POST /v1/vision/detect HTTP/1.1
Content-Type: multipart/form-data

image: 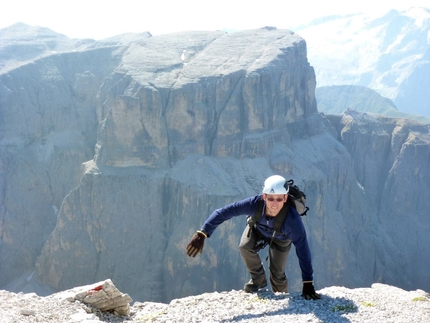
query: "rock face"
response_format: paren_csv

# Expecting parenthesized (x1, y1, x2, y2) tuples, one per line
(0, 25, 429, 304)
(324, 111, 430, 291)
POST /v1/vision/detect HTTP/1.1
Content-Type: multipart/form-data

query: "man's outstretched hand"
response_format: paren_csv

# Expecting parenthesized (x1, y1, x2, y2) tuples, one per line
(302, 282, 321, 300)
(186, 231, 207, 257)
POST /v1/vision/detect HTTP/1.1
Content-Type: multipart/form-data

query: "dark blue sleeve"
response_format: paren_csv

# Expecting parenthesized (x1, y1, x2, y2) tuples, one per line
(201, 195, 261, 237)
(286, 207, 314, 281)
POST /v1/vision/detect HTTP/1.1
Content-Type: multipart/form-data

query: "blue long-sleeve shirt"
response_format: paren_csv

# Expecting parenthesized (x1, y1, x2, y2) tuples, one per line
(201, 195, 314, 281)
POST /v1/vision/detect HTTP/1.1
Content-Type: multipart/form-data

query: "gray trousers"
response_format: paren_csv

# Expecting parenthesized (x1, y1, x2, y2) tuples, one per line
(238, 225, 292, 292)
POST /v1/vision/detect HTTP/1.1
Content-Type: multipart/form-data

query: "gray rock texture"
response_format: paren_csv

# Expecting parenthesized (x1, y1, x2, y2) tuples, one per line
(0, 25, 429, 304)
(1, 282, 430, 322)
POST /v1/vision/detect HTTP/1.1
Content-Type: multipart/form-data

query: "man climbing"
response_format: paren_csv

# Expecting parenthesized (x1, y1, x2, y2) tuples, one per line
(186, 175, 320, 300)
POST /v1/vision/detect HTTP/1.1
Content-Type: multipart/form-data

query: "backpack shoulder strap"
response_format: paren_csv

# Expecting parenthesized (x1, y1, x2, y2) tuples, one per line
(272, 201, 290, 234)
(246, 198, 264, 237)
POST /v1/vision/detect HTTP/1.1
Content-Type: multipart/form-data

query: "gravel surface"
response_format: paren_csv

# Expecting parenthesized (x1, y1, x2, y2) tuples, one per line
(1, 283, 429, 322)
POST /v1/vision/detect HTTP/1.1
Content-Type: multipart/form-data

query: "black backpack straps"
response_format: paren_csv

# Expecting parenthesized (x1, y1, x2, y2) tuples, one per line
(248, 198, 290, 237)
(266, 202, 290, 260)
(272, 201, 289, 234)
(247, 198, 264, 237)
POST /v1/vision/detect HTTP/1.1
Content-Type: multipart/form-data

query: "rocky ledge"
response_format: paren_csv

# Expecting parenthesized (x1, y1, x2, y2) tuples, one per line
(0, 280, 429, 322)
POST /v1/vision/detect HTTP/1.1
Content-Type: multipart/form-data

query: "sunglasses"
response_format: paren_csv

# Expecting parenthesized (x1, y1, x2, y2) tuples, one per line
(266, 196, 285, 202)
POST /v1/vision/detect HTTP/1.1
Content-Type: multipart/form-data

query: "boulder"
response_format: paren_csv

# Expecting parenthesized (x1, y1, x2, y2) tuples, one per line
(73, 279, 132, 316)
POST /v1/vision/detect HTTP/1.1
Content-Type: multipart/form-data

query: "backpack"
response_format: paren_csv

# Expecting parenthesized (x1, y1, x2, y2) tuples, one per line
(285, 179, 309, 216)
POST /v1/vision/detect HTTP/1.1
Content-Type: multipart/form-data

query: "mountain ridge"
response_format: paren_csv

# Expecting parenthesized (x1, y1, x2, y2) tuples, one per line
(316, 85, 430, 124)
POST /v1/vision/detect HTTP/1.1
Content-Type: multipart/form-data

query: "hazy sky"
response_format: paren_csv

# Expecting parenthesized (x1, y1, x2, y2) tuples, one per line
(1, 0, 429, 39)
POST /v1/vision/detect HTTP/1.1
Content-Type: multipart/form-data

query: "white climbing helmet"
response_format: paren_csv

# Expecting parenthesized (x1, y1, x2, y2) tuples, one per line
(262, 175, 289, 194)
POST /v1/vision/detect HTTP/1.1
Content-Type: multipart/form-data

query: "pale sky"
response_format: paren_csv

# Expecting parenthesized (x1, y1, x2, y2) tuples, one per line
(1, 0, 429, 40)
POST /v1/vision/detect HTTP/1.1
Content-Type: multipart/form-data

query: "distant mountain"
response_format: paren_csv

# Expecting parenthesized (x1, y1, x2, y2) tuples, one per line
(0, 22, 151, 73)
(0, 23, 93, 73)
(296, 8, 430, 118)
(316, 85, 430, 123)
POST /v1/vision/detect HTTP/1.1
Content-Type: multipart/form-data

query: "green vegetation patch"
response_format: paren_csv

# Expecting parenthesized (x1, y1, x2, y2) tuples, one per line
(360, 301, 376, 307)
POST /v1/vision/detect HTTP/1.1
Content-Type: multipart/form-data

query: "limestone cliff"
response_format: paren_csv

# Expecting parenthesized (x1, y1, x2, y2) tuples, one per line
(326, 111, 430, 290)
(0, 26, 429, 304)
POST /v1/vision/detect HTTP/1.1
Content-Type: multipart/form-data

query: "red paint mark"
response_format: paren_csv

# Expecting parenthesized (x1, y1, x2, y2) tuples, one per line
(87, 284, 103, 294)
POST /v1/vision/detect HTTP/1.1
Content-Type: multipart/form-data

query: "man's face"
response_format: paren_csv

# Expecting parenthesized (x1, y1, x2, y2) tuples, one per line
(263, 194, 287, 216)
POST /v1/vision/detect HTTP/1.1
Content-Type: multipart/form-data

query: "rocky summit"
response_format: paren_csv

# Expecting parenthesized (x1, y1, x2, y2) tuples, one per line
(0, 280, 429, 322)
(0, 24, 429, 304)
